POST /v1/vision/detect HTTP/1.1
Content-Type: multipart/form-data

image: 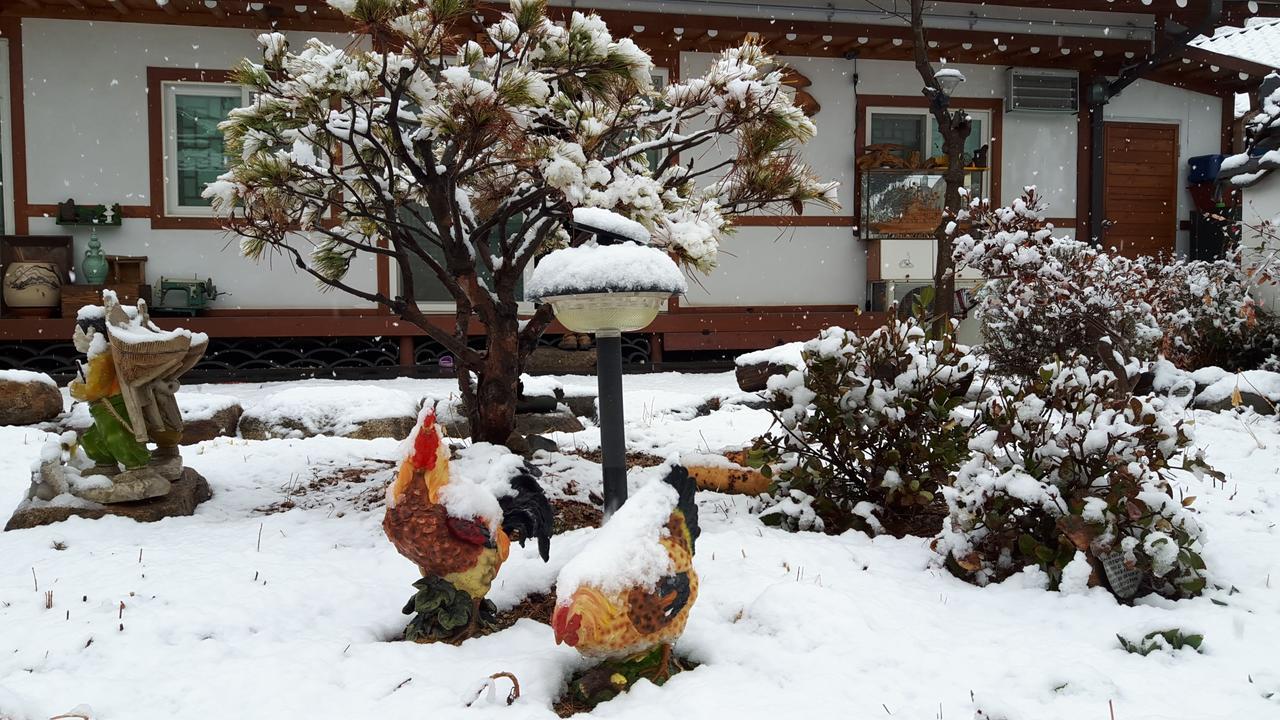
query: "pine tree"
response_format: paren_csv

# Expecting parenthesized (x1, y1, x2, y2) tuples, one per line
(207, 0, 837, 443)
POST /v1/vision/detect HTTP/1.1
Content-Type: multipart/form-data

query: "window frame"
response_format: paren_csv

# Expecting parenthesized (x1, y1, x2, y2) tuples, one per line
(147, 67, 241, 230)
(161, 80, 248, 218)
(863, 105, 994, 198)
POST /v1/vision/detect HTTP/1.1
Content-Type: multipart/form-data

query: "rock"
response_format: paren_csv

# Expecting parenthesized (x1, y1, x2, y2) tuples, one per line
(504, 432, 559, 458)
(0, 370, 64, 426)
(516, 393, 559, 415)
(5, 467, 212, 531)
(238, 386, 420, 440)
(441, 407, 584, 439)
(516, 407, 585, 435)
(1195, 390, 1275, 414)
(525, 347, 597, 374)
(347, 415, 419, 440)
(735, 361, 794, 393)
(561, 393, 598, 419)
(180, 396, 244, 444)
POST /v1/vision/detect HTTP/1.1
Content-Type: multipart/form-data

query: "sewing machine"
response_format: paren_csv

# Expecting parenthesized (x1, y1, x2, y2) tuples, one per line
(153, 277, 224, 316)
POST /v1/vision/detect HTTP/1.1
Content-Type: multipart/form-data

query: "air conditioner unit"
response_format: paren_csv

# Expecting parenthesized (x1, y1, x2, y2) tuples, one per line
(1006, 68, 1079, 113)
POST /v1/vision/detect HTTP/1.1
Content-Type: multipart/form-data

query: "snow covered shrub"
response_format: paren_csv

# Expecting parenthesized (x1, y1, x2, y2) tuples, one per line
(1118, 629, 1204, 656)
(1155, 250, 1280, 371)
(749, 316, 978, 535)
(956, 188, 1162, 377)
(934, 360, 1214, 600)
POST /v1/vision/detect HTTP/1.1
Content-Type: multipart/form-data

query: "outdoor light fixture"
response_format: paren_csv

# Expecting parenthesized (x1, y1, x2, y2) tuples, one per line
(934, 68, 966, 98)
(931, 68, 966, 112)
(527, 209, 687, 518)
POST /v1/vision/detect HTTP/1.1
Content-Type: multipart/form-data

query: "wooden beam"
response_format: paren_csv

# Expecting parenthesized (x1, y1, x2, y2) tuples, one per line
(205, 0, 225, 18)
(158, 0, 178, 16)
(64, 0, 86, 10)
(108, 0, 129, 14)
(0, 17, 28, 235)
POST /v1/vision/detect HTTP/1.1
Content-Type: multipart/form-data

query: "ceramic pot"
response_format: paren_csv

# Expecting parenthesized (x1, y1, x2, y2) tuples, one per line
(3, 262, 63, 309)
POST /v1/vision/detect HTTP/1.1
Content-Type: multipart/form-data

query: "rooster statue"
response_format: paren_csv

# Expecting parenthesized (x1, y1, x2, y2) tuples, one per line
(384, 410, 553, 643)
(552, 464, 700, 703)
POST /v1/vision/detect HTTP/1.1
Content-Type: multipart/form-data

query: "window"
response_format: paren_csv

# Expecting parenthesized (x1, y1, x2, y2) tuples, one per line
(867, 107, 990, 171)
(400, 209, 528, 306)
(161, 81, 248, 217)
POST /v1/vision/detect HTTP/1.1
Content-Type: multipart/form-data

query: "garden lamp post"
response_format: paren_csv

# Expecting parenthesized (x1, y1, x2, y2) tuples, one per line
(527, 209, 687, 518)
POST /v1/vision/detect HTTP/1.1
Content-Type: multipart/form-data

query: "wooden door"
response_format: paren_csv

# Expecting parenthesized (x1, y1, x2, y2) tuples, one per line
(1103, 122, 1179, 258)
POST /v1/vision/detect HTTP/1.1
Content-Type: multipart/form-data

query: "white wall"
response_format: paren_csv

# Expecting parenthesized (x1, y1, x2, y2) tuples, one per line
(1242, 182, 1280, 312)
(20, 19, 375, 308)
(681, 226, 864, 306)
(677, 54, 1085, 307)
(18, 20, 1219, 312)
(1105, 79, 1223, 255)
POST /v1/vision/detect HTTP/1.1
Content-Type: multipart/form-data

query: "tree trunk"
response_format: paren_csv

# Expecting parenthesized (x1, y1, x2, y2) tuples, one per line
(467, 311, 523, 445)
(931, 134, 967, 337)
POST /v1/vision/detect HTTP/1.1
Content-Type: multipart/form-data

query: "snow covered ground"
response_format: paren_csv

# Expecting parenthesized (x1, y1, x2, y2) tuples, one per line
(2, 372, 1279, 719)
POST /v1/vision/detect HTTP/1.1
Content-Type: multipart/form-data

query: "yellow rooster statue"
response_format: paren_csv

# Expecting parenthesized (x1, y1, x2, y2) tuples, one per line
(552, 464, 700, 703)
(384, 410, 552, 643)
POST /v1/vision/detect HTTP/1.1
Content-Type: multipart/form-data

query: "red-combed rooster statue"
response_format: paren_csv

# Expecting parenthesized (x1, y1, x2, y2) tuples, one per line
(551, 464, 700, 703)
(384, 410, 553, 643)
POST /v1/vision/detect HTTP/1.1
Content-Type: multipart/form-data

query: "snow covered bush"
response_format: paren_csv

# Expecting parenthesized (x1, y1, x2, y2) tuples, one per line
(956, 188, 1162, 378)
(934, 359, 1215, 600)
(1156, 250, 1280, 371)
(207, 0, 837, 443)
(749, 316, 978, 535)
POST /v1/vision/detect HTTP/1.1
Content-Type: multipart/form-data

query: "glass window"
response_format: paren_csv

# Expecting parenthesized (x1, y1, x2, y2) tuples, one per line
(163, 82, 245, 216)
(869, 113, 927, 159)
(868, 109, 992, 168)
(400, 207, 525, 304)
(930, 117, 986, 166)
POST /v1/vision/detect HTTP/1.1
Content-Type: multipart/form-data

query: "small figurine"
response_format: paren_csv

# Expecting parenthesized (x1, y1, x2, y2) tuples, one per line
(27, 291, 208, 505)
(552, 465, 700, 704)
(383, 411, 552, 643)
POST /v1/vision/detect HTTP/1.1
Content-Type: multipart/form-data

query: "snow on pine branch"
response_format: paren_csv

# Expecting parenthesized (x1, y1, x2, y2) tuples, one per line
(204, 0, 836, 306)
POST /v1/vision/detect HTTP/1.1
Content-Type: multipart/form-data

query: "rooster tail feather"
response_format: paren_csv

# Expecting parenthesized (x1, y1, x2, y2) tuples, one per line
(499, 471, 554, 561)
(661, 464, 700, 552)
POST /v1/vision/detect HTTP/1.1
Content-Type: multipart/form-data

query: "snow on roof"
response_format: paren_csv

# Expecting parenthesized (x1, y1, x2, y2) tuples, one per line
(526, 241, 688, 299)
(1221, 73, 1280, 186)
(572, 207, 651, 244)
(1191, 20, 1280, 71)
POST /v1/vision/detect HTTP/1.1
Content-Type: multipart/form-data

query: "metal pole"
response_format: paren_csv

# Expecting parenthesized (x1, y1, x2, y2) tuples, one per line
(595, 330, 627, 519)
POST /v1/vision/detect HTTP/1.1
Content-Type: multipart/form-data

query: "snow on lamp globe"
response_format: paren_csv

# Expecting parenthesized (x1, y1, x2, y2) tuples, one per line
(527, 208, 687, 518)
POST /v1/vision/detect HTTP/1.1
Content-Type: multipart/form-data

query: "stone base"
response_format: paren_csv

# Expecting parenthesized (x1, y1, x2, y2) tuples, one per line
(5, 468, 212, 531)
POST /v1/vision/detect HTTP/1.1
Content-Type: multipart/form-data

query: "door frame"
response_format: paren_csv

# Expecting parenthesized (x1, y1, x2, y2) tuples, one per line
(1101, 119, 1181, 255)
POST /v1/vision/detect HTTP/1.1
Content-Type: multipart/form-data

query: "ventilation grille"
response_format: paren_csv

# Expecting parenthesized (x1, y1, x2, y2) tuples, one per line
(1006, 69, 1079, 113)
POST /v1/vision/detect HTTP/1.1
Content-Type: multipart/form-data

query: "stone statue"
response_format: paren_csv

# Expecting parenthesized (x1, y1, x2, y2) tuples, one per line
(27, 291, 208, 505)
